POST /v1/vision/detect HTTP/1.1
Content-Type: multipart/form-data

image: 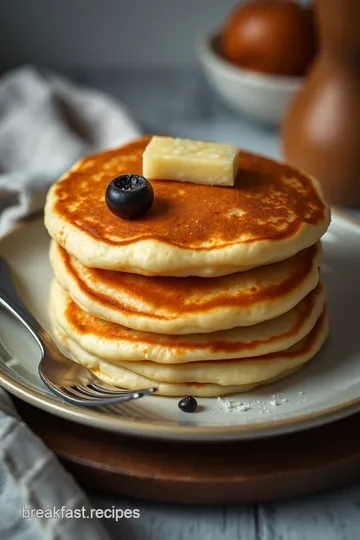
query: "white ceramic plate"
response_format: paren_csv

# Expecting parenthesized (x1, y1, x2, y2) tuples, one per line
(0, 210, 360, 442)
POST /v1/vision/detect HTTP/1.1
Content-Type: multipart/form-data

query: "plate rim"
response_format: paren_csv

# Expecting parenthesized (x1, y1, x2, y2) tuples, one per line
(0, 207, 360, 442)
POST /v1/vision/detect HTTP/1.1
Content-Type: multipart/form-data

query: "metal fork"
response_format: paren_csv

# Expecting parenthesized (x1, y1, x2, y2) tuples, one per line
(0, 256, 157, 406)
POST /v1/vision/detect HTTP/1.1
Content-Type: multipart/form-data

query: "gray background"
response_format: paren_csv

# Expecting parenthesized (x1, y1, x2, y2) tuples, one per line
(0, 0, 310, 72)
(0, 0, 241, 72)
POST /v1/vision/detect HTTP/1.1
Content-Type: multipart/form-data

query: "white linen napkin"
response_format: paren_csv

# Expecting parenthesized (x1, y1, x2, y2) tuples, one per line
(0, 65, 141, 540)
(0, 65, 140, 236)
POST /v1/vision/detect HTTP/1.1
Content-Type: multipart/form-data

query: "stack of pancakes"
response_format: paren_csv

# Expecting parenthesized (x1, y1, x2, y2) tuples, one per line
(44, 137, 330, 397)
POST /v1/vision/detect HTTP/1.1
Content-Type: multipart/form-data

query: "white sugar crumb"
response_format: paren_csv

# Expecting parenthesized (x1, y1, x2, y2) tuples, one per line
(212, 390, 308, 415)
(215, 397, 250, 413)
(236, 403, 250, 412)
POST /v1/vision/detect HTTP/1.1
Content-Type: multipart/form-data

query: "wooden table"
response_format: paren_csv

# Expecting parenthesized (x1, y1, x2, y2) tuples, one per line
(89, 486, 360, 540)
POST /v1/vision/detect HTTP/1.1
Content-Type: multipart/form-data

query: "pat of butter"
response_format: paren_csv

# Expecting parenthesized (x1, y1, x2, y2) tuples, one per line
(142, 136, 238, 186)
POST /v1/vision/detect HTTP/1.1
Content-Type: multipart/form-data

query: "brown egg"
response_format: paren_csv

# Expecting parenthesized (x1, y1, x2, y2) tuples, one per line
(222, 0, 317, 76)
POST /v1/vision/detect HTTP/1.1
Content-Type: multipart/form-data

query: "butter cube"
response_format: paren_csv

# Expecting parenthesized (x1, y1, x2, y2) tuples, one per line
(142, 136, 238, 186)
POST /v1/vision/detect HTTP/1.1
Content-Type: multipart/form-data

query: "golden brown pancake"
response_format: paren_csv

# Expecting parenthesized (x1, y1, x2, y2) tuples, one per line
(50, 240, 321, 334)
(45, 137, 330, 277)
(49, 279, 326, 364)
(52, 300, 328, 397)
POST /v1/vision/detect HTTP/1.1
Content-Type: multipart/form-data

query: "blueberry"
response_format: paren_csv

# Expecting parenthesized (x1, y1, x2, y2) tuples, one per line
(178, 396, 198, 413)
(105, 174, 154, 219)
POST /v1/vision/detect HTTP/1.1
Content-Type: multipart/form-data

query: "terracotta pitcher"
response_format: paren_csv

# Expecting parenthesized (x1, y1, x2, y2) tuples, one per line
(282, 0, 360, 207)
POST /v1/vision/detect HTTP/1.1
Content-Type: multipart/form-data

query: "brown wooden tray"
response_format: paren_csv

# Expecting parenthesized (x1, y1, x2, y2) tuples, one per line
(14, 397, 360, 504)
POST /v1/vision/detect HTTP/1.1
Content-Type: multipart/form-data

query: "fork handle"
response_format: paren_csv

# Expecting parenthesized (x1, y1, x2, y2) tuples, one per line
(0, 257, 49, 353)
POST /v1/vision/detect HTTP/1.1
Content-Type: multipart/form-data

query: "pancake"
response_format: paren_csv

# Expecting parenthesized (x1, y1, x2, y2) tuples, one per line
(52, 306, 328, 397)
(44, 137, 330, 277)
(49, 279, 326, 364)
(50, 241, 321, 334)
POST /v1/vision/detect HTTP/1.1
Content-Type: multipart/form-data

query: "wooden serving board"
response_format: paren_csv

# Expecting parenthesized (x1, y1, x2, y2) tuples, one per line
(14, 398, 360, 504)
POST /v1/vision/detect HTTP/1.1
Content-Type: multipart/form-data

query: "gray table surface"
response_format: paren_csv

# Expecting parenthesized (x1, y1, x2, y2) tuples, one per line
(76, 67, 360, 540)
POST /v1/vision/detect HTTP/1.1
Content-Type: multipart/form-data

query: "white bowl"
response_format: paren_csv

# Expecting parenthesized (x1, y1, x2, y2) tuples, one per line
(199, 33, 303, 126)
